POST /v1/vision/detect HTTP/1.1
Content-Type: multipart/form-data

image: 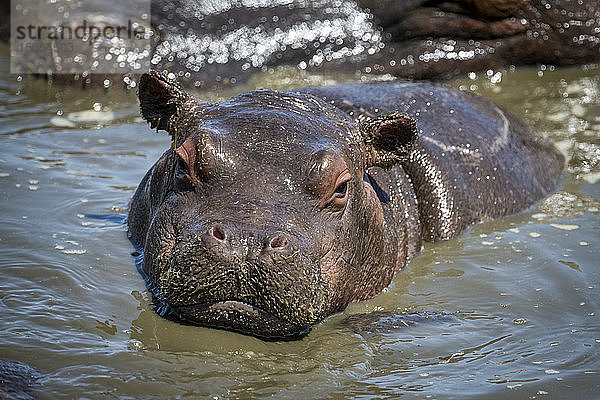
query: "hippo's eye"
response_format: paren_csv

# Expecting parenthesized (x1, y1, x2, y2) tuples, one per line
(176, 157, 189, 177)
(173, 156, 194, 192)
(334, 181, 347, 196)
(306, 151, 351, 214)
(328, 170, 351, 213)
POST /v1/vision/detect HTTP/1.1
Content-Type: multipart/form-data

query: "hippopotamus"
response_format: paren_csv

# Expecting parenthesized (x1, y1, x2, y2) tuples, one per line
(352, 0, 600, 80)
(147, 0, 600, 87)
(5, 0, 599, 88)
(128, 70, 563, 339)
(0, 359, 40, 400)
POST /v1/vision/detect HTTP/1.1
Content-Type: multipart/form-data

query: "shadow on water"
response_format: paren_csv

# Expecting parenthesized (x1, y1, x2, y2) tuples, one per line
(84, 214, 128, 225)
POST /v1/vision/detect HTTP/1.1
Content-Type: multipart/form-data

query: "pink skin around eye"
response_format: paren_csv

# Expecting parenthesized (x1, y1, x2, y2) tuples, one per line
(175, 136, 196, 174)
(308, 152, 352, 208)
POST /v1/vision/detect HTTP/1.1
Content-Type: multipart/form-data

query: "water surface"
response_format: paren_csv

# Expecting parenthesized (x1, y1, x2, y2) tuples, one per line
(0, 51, 599, 398)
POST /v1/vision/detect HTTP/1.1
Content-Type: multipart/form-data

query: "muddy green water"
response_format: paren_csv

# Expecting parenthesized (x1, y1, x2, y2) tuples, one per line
(0, 48, 599, 399)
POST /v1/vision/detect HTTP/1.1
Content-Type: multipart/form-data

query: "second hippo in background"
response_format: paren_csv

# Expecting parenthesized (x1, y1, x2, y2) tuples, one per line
(149, 0, 600, 86)
(5, 0, 599, 89)
(128, 71, 563, 339)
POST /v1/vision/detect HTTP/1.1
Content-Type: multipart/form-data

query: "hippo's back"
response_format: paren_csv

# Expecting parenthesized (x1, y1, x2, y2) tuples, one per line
(298, 82, 564, 241)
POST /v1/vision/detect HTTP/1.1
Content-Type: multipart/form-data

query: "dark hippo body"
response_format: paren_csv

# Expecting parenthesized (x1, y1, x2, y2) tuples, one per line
(118, 0, 600, 86)
(128, 71, 563, 339)
(352, 0, 600, 80)
(0, 359, 40, 400)
(5, 0, 599, 88)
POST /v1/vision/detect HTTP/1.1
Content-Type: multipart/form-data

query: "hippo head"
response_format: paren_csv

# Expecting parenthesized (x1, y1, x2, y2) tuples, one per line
(132, 71, 417, 339)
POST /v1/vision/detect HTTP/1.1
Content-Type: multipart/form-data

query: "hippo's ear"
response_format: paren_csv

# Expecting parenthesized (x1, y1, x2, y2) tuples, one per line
(360, 113, 418, 168)
(138, 70, 192, 136)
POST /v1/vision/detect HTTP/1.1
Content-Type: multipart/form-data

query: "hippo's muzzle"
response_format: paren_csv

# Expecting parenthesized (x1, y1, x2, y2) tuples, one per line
(140, 207, 329, 338)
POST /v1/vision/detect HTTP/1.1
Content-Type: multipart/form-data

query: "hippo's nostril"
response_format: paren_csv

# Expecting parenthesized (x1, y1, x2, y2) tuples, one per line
(209, 225, 226, 241)
(269, 234, 288, 249)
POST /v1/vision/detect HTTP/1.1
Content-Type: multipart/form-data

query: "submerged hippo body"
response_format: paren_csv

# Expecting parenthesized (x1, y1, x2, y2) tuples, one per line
(128, 71, 563, 338)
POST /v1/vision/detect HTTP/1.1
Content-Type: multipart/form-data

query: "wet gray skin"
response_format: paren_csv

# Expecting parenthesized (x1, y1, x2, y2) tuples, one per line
(352, 0, 600, 80)
(0, 359, 40, 400)
(128, 70, 563, 339)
